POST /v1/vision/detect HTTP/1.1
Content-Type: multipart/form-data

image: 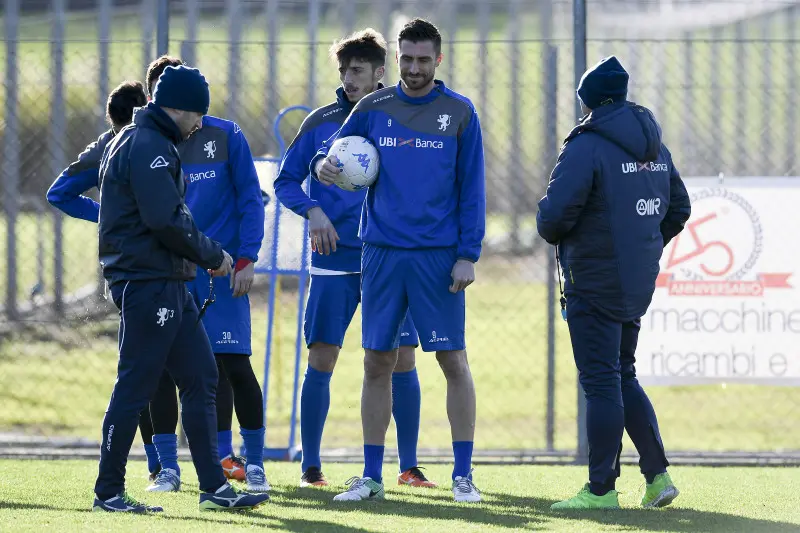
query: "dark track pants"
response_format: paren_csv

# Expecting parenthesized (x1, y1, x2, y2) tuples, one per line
(566, 294, 669, 491)
(94, 279, 226, 499)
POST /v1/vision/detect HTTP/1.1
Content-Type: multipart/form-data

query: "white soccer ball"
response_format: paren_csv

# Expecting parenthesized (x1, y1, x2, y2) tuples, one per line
(328, 136, 380, 192)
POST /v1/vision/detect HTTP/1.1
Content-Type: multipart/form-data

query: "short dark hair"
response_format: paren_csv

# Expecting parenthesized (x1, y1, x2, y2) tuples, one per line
(329, 28, 387, 70)
(397, 18, 442, 56)
(106, 80, 147, 131)
(146, 55, 184, 96)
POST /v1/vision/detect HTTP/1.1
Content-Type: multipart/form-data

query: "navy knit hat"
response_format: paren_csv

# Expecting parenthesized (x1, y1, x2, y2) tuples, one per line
(152, 65, 210, 114)
(577, 56, 629, 110)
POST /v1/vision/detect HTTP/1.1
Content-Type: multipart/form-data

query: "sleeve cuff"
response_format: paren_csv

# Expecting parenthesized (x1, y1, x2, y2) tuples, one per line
(309, 153, 325, 180)
(234, 257, 253, 272)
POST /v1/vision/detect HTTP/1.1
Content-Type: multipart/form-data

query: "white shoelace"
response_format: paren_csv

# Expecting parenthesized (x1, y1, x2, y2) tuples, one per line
(454, 477, 480, 495)
(344, 476, 368, 492)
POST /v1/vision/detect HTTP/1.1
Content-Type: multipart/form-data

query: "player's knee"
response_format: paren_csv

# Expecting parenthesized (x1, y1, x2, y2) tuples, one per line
(394, 346, 416, 373)
(436, 349, 470, 379)
(364, 349, 397, 380)
(309, 343, 340, 373)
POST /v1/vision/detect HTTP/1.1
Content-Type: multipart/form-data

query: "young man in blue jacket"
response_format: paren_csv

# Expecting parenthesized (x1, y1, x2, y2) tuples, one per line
(47, 81, 146, 221)
(537, 56, 691, 510)
(141, 56, 269, 495)
(315, 19, 485, 503)
(274, 28, 433, 490)
(93, 65, 268, 513)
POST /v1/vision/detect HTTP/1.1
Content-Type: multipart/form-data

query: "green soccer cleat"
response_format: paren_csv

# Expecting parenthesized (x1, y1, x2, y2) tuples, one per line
(550, 484, 620, 510)
(642, 472, 679, 508)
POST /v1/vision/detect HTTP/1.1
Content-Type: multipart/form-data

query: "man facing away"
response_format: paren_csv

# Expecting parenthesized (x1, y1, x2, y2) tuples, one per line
(314, 18, 486, 503)
(92, 65, 269, 513)
(274, 28, 434, 489)
(537, 56, 691, 510)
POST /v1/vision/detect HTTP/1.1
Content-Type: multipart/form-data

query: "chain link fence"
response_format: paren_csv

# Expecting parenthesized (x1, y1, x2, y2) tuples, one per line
(1, 0, 799, 463)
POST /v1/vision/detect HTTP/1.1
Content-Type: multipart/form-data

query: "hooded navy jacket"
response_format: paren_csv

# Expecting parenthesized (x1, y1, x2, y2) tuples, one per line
(98, 103, 224, 285)
(536, 102, 691, 322)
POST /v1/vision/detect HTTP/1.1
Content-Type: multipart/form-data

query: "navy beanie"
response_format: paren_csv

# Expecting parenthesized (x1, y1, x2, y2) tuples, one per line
(577, 56, 629, 110)
(152, 65, 210, 114)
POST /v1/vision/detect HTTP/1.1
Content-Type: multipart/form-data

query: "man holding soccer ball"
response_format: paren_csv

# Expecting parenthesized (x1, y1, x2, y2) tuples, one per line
(314, 18, 485, 503)
(275, 28, 435, 489)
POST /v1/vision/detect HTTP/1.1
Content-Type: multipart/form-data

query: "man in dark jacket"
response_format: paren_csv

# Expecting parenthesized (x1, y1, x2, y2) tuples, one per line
(537, 56, 691, 510)
(92, 65, 268, 514)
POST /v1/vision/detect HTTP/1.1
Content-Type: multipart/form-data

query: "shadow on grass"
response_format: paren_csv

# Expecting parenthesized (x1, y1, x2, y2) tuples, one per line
(269, 485, 546, 530)
(0, 499, 373, 532)
(479, 491, 798, 533)
(0, 501, 92, 513)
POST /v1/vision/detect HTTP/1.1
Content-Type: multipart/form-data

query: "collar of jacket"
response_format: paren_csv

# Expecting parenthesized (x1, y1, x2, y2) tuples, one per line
(563, 100, 628, 145)
(335, 83, 385, 112)
(134, 102, 184, 145)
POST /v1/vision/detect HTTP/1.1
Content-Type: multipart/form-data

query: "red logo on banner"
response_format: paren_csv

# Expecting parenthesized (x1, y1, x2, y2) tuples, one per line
(657, 188, 791, 297)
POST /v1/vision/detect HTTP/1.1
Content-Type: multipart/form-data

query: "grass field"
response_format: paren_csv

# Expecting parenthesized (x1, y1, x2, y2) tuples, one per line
(1, 460, 798, 532)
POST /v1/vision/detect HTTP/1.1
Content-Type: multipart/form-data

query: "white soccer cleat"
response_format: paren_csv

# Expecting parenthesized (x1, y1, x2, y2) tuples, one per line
(452, 475, 482, 503)
(245, 464, 271, 492)
(145, 468, 181, 492)
(332, 476, 385, 501)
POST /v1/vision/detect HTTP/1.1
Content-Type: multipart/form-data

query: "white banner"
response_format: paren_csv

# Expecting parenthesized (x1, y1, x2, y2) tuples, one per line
(637, 177, 800, 386)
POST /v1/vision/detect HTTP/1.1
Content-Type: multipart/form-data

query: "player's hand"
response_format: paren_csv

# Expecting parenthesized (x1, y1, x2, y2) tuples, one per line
(307, 206, 339, 255)
(209, 250, 233, 278)
(315, 155, 341, 186)
(232, 260, 255, 298)
(450, 259, 476, 293)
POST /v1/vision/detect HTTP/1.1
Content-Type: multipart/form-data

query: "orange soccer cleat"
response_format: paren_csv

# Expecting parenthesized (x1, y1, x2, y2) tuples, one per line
(220, 454, 247, 481)
(398, 467, 438, 488)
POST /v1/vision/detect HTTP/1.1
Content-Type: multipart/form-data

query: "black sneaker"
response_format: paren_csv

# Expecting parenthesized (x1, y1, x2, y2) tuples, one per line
(92, 491, 163, 513)
(300, 466, 329, 487)
(199, 482, 270, 511)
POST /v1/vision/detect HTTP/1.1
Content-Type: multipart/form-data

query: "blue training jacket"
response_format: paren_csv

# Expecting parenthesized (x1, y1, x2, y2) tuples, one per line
(46, 129, 114, 222)
(179, 115, 265, 264)
(274, 87, 366, 272)
(311, 81, 486, 263)
(536, 101, 692, 322)
(47, 115, 265, 264)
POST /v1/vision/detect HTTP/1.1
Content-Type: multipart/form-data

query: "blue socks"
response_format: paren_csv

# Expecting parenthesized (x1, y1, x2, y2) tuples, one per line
(144, 443, 160, 473)
(153, 433, 180, 475)
(453, 441, 474, 480)
(392, 368, 421, 472)
(241, 427, 265, 468)
(363, 444, 385, 483)
(218, 430, 233, 459)
(300, 365, 333, 472)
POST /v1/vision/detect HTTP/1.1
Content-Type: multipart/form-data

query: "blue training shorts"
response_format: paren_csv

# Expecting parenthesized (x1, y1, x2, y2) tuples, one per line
(304, 273, 419, 349)
(361, 244, 466, 353)
(187, 266, 252, 355)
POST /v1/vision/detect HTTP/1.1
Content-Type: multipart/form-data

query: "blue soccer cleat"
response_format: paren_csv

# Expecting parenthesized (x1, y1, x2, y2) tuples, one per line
(92, 491, 163, 513)
(199, 482, 270, 511)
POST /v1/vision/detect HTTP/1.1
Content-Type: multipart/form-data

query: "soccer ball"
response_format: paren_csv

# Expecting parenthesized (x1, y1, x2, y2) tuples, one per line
(328, 136, 380, 192)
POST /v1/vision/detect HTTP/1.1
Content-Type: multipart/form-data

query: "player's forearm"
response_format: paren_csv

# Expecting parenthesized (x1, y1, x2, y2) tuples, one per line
(457, 196, 486, 263)
(50, 196, 100, 223)
(273, 176, 319, 217)
(47, 170, 100, 222)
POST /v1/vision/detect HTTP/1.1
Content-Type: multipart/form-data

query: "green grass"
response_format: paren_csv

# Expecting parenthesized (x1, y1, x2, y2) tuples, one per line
(0, 460, 798, 532)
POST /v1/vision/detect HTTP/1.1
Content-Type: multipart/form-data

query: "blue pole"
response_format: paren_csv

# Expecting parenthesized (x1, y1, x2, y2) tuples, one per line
(261, 105, 312, 458)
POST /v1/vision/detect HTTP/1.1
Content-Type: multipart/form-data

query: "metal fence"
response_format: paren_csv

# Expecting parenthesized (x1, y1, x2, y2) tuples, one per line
(1, 0, 799, 464)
